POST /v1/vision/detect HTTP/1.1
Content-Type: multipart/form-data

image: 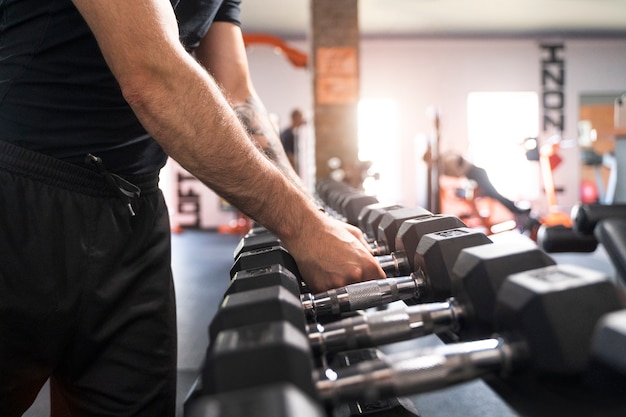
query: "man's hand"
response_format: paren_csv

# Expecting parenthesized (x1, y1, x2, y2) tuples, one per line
(283, 214, 385, 293)
(339, 221, 374, 253)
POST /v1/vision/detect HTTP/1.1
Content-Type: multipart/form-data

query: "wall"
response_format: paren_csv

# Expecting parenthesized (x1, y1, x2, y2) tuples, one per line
(246, 37, 626, 215)
(164, 37, 626, 229)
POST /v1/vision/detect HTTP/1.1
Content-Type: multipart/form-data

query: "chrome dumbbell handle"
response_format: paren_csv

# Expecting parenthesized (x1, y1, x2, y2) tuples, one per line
(301, 274, 425, 319)
(316, 337, 517, 403)
(308, 298, 464, 354)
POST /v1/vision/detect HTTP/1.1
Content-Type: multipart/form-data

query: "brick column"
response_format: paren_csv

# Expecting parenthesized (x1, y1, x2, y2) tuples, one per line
(311, 0, 360, 184)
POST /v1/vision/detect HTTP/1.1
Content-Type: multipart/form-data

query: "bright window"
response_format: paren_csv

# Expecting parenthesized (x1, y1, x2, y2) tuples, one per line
(358, 98, 399, 201)
(467, 92, 540, 201)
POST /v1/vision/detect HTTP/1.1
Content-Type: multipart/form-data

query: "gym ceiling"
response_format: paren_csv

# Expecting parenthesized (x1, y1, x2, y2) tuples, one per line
(240, 0, 626, 39)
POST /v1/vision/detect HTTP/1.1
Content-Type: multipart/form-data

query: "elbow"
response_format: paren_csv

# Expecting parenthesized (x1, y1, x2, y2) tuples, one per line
(118, 71, 157, 111)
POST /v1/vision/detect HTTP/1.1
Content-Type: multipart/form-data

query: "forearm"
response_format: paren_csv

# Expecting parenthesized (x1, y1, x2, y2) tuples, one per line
(232, 96, 307, 192)
(124, 51, 318, 243)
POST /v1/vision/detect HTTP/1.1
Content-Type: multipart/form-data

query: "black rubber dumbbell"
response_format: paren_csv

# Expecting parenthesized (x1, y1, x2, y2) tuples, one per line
(232, 227, 284, 261)
(230, 245, 302, 281)
(202, 320, 317, 400)
(536, 224, 598, 253)
(339, 193, 380, 226)
(308, 239, 555, 354)
(363, 211, 469, 276)
(226, 264, 302, 298)
(302, 227, 492, 319)
(371, 206, 433, 255)
(229, 223, 493, 323)
(209, 284, 309, 344)
(590, 309, 626, 376)
(571, 203, 626, 235)
(357, 203, 404, 238)
(389, 214, 469, 276)
(186, 383, 325, 417)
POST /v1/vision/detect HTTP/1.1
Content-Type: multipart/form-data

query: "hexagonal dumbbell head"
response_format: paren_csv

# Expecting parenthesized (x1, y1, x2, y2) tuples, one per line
(340, 193, 379, 226)
(187, 384, 326, 417)
(203, 320, 316, 399)
(591, 309, 626, 375)
(451, 240, 556, 340)
(230, 245, 301, 280)
(358, 203, 405, 239)
(413, 227, 492, 302)
(375, 207, 432, 255)
(233, 231, 283, 261)
(494, 264, 624, 375)
(393, 214, 467, 275)
(209, 285, 307, 344)
(226, 264, 302, 298)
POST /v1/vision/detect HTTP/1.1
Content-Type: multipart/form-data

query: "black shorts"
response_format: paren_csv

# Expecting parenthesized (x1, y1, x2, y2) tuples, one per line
(0, 141, 177, 416)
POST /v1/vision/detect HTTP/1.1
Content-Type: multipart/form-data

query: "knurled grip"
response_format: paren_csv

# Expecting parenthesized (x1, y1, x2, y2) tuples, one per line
(343, 279, 399, 311)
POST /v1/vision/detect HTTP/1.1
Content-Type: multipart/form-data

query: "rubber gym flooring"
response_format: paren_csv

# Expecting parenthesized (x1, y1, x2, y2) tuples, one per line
(23, 229, 618, 417)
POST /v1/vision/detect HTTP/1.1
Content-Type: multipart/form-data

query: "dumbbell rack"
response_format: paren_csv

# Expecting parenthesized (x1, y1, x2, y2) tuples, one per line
(184, 179, 626, 417)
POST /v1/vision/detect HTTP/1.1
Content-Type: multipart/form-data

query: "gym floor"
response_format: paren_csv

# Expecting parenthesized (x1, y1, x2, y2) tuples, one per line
(23, 228, 618, 417)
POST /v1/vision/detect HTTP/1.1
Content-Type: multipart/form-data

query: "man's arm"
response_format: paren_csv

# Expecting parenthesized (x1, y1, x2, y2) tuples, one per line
(70, 0, 384, 292)
(194, 22, 304, 189)
(194, 22, 372, 247)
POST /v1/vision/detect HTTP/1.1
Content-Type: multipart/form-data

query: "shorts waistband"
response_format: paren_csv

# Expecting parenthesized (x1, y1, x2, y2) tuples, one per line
(0, 140, 160, 197)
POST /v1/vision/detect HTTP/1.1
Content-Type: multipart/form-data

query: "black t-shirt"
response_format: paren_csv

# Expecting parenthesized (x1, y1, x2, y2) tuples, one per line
(0, 0, 241, 175)
(280, 128, 296, 154)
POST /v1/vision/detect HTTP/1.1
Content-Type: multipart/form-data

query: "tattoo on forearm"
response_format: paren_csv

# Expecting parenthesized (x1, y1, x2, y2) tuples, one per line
(232, 97, 302, 185)
(233, 97, 273, 137)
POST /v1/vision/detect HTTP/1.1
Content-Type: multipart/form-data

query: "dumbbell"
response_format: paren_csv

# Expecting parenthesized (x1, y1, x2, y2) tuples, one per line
(591, 309, 626, 376)
(228, 227, 492, 322)
(369, 206, 434, 255)
(594, 217, 626, 285)
(306, 225, 492, 314)
(227, 228, 487, 320)
(337, 192, 380, 226)
(322, 348, 422, 417)
(233, 226, 284, 261)
(202, 319, 420, 416)
(537, 202, 626, 254)
(186, 383, 325, 417)
(308, 239, 555, 354)
(316, 180, 373, 223)
(315, 263, 625, 403)
(315, 177, 348, 205)
(536, 224, 598, 253)
(230, 245, 302, 281)
(571, 203, 626, 282)
(305, 203, 434, 256)
(209, 282, 309, 344)
(203, 319, 318, 401)
(357, 202, 405, 241)
(225, 264, 302, 298)
(571, 203, 626, 235)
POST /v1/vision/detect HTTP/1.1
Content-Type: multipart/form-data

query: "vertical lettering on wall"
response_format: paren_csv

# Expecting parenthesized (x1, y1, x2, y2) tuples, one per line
(540, 43, 565, 133)
(177, 171, 201, 228)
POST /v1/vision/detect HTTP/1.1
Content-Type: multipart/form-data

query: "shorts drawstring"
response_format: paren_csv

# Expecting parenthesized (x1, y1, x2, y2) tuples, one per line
(85, 154, 141, 216)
